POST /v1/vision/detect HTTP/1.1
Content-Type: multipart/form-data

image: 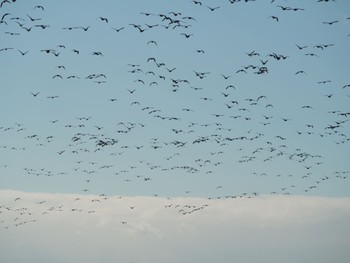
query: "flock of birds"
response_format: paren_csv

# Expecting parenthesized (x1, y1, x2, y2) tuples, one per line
(1, 0, 350, 230)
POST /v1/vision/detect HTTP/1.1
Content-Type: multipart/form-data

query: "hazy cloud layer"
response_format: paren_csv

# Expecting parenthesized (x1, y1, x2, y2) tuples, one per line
(1, 190, 350, 263)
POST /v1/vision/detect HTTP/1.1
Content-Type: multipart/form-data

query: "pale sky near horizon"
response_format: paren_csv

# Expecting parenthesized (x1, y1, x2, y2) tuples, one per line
(1, 1, 350, 261)
(1, 190, 350, 263)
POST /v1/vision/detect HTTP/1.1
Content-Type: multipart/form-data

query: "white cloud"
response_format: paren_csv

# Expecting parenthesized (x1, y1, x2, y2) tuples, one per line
(0, 190, 350, 263)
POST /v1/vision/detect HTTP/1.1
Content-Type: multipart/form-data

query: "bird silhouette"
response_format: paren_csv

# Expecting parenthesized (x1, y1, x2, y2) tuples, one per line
(269, 16, 279, 22)
(18, 50, 29, 55)
(98, 17, 108, 23)
(111, 26, 125, 32)
(27, 14, 41, 21)
(206, 6, 220, 11)
(180, 33, 193, 38)
(322, 20, 338, 25)
(30, 92, 40, 97)
(34, 5, 44, 11)
(79, 26, 90, 31)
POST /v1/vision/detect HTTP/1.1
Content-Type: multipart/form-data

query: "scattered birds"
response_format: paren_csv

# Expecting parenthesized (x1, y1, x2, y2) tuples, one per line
(0, 1, 349, 231)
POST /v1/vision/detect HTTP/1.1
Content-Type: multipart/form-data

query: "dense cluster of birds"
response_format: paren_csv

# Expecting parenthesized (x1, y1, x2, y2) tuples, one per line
(1, 0, 350, 229)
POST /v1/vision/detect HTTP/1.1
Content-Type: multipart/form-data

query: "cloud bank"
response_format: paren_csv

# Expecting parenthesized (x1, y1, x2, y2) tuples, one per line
(1, 190, 350, 263)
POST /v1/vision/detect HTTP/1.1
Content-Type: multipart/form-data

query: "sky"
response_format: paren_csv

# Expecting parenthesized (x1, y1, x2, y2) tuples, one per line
(1, 190, 350, 263)
(1, 0, 350, 262)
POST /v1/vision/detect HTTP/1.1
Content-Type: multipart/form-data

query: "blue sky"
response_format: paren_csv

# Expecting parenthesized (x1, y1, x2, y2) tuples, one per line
(1, 1, 350, 262)
(1, 1, 350, 199)
(1, 0, 350, 198)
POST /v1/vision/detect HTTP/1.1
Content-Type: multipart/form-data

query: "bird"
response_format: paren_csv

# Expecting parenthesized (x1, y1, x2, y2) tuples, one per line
(166, 67, 176, 72)
(221, 74, 231, 79)
(246, 50, 259, 57)
(183, 16, 196, 22)
(191, 0, 202, 5)
(226, 85, 236, 90)
(277, 5, 293, 11)
(236, 69, 247, 74)
(305, 53, 319, 58)
(206, 6, 220, 11)
(111, 26, 125, 32)
(149, 81, 158, 86)
(180, 33, 193, 38)
(0, 0, 11, 8)
(168, 11, 181, 16)
(302, 105, 313, 109)
(318, 80, 331, 84)
(1, 12, 11, 21)
(67, 75, 80, 79)
(27, 14, 41, 21)
(127, 89, 136, 94)
(0, 47, 13, 52)
(269, 16, 279, 22)
(5, 31, 20, 35)
(322, 20, 339, 25)
(34, 5, 44, 11)
(98, 17, 108, 23)
(21, 26, 32, 32)
(92, 51, 103, 56)
(145, 24, 158, 29)
(30, 92, 40, 97)
(17, 50, 29, 56)
(147, 40, 157, 46)
(140, 12, 154, 16)
(147, 57, 156, 63)
(79, 26, 90, 31)
(296, 44, 308, 50)
(35, 24, 50, 29)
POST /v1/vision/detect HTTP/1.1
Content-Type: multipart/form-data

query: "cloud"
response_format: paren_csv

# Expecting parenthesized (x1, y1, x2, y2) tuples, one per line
(0, 190, 350, 263)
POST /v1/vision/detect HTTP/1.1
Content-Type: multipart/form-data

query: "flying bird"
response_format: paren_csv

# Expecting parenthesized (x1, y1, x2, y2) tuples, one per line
(296, 44, 308, 50)
(98, 17, 108, 23)
(30, 92, 40, 97)
(111, 26, 125, 32)
(269, 16, 279, 22)
(34, 5, 44, 11)
(322, 20, 339, 25)
(27, 14, 41, 21)
(180, 33, 193, 38)
(206, 6, 220, 11)
(17, 50, 29, 56)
